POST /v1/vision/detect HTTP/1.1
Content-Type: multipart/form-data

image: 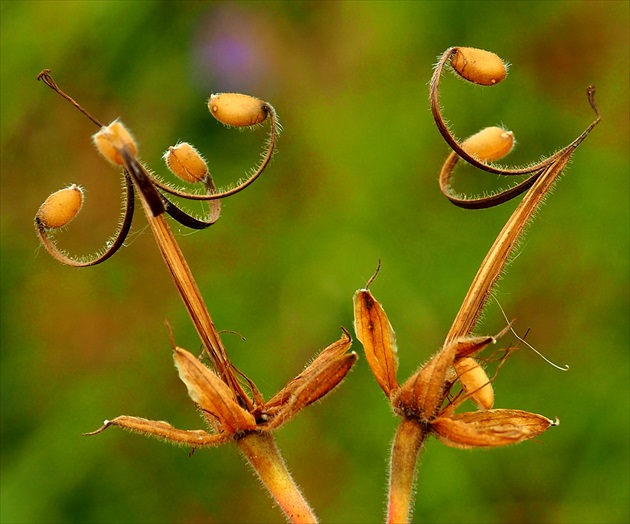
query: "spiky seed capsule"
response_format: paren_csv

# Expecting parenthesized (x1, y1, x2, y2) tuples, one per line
(450, 47, 507, 86)
(37, 184, 84, 229)
(461, 126, 514, 162)
(93, 121, 137, 165)
(208, 93, 268, 127)
(163, 143, 208, 183)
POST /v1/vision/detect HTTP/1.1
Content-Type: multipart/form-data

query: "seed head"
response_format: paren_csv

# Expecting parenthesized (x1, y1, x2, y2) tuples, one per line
(36, 184, 84, 229)
(163, 142, 208, 183)
(209, 93, 268, 127)
(450, 47, 507, 86)
(93, 120, 137, 165)
(461, 126, 514, 162)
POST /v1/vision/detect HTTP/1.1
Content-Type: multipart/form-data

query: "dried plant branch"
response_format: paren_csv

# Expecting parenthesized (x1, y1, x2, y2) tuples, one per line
(353, 46, 599, 524)
(35, 70, 355, 524)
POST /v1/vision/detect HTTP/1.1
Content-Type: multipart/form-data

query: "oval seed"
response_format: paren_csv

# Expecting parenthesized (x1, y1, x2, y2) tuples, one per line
(461, 126, 514, 162)
(93, 120, 137, 165)
(37, 184, 84, 229)
(208, 93, 268, 127)
(450, 47, 507, 86)
(455, 357, 494, 410)
(163, 142, 208, 183)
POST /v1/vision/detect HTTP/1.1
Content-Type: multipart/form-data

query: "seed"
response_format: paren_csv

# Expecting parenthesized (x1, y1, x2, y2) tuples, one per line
(208, 93, 268, 127)
(455, 357, 494, 410)
(93, 120, 137, 165)
(37, 184, 84, 229)
(461, 126, 514, 162)
(163, 142, 208, 183)
(450, 47, 507, 86)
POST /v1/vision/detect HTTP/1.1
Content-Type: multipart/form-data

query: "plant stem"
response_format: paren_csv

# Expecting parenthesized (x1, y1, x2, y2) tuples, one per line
(388, 418, 427, 524)
(237, 432, 318, 524)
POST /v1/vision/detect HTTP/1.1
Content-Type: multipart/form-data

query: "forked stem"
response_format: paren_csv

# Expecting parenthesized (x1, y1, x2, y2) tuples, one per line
(387, 419, 427, 524)
(237, 432, 318, 524)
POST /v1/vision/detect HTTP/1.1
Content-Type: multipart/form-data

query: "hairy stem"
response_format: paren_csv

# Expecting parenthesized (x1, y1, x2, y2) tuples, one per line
(388, 418, 427, 524)
(238, 432, 318, 524)
(444, 149, 574, 343)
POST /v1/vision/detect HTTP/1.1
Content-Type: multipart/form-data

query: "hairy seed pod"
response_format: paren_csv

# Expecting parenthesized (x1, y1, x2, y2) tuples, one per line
(461, 126, 514, 162)
(208, 93, 268, 127)
(450, 47, 507, 86)
(93, 120, 137, 165)
(37, 184, 84, 229)
(163, 142, 208, 183)
(455, 357, 494, 410)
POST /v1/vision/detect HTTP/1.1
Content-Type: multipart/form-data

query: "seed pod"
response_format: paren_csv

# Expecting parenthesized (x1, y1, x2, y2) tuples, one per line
(93, 120, 137, 165)
(163, 142, 208, 183)
(461, 126, 514, 162)
(208, 93, 268, 127)
(455, 357, 494, 410)
(450, 47, 507, 86)
(37, 184, 84, 229)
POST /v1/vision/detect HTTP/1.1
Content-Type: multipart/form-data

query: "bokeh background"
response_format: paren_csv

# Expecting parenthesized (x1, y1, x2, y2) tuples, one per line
(2, 1, 628, 523)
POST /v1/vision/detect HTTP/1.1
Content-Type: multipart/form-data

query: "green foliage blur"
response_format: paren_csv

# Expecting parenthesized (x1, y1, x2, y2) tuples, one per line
(1, 1, 628, 523)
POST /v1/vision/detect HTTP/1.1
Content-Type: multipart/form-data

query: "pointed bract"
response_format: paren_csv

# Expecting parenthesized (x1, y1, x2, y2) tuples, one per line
(353, 290, 399, 396)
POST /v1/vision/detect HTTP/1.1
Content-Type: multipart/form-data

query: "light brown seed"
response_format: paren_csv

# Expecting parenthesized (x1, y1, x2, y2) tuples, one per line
(163, 142, 208, 182)
(461, 126, 514, 162)
(208, 93, 268, 127)
(455, 357, 494, 410)
(450, 47, 507, 86)
(37, 184, 84, 229)
(93, 120, 137, 165)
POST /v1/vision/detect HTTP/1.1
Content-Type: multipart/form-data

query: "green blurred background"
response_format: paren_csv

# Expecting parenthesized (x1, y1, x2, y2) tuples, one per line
(1, 1, 628, 523)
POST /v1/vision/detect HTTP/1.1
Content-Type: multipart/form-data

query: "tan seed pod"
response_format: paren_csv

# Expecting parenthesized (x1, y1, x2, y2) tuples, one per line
(208, 93, 268, 127)
(163, 142, 208, 183)
(450, 47, 507, 86)
(93, 120, 138, 165)
(455, 357, 494, 410)
(37, 184, 84, 229)
(461, 126, 514, 162)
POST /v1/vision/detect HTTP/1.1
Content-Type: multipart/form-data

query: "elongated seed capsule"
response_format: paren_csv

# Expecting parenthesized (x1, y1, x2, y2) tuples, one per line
(93, 120, 137, 165)
(461, 126, 514, 162)
(37, 184, 84, 229)
(450, 47, 507, 86)
(208, 93, 268, 127)
(455, 357, 494, 410)
(163, 142, 208, 183)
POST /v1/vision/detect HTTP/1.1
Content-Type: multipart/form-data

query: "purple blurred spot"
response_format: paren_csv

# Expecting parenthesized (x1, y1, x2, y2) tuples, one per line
(191, 5, 273, 93)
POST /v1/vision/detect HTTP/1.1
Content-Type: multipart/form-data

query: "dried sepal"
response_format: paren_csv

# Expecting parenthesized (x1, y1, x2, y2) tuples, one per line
(432, 409, 558, 449)
(454, 357, 494, 410)
(266, 330, 354, 409)
(36, 184, 84, 229)
(450, 47, 507, 86)
(93, 120, 138, 165)
(163, 142, 208, 183)
(84, 415, 229, 447)
(174, 347, 257, 433)
(265, 352, 357, 430)
(461, 126, 514, 162)
(353, 289, 399, 396)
